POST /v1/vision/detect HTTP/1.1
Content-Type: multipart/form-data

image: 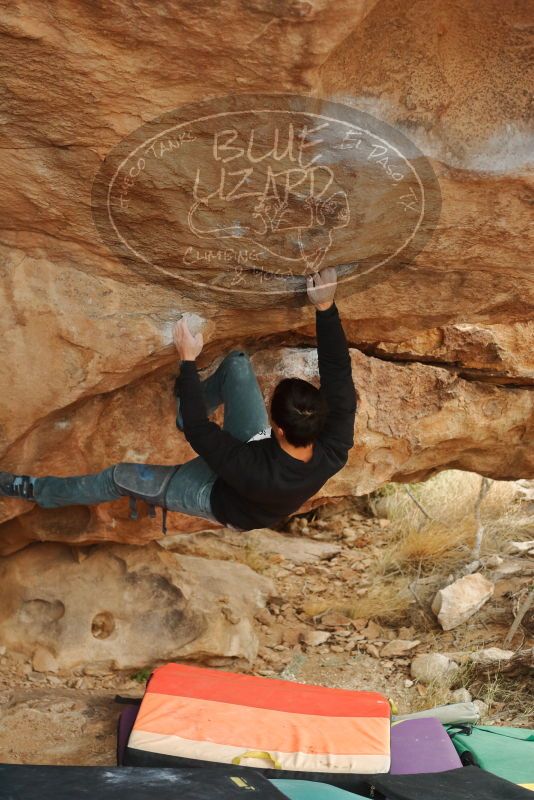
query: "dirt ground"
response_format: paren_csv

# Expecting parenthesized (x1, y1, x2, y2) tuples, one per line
(0, 491, 532, 766)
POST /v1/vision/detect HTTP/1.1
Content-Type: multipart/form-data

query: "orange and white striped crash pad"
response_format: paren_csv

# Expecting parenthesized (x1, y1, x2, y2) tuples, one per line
(128, 663, 391, 774)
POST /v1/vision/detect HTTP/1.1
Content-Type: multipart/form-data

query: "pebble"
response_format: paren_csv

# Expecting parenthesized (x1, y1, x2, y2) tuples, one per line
(319, 612, 353, 628)
(301, 630, 331, 647)
(474, 699, 489, 717)
(254, 609, 274, 626)
(380, 639, 420, 658)
(28, 672, 47, 683)
(365, 644, 381, 659)
(451, 688, 472, 703)
(281, 629, 302, 646)
(362, 621, 381, 639)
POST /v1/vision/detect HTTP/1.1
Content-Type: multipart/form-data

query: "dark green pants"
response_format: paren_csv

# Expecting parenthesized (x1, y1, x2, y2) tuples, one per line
(32, 351, 269, 524)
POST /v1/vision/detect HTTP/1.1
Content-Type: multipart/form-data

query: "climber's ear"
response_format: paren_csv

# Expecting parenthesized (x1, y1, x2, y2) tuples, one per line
(271, 421, 284, 441)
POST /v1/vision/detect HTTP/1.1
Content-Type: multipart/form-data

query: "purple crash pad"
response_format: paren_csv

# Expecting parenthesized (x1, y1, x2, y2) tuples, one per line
(390, 717, 462, 775)
(117, 704, 140, 766)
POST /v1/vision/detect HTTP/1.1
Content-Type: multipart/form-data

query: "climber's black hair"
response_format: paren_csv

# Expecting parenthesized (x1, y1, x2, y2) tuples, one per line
(270, 378, 328, 447)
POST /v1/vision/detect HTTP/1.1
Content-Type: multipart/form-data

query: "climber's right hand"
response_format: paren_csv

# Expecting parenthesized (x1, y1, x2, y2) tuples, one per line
(306, 267, 337, 311)
(173, 318, 204, 361)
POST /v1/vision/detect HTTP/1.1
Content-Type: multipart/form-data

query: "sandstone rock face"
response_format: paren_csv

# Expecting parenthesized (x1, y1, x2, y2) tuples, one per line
(0, 345, 532, 553)
(432, 573, 495, 631)
(0, 543, 274, 671)
(162, 527, 342, 564)
(8, 341, 534, 552)
(0, 0, 532, 551)
(360, 322, 534, 386)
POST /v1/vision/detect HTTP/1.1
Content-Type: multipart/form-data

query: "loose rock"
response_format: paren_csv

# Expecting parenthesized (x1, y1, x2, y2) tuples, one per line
(432, 573, 494, 630)
(451, 688, 472, 703)
(506, 541, 534, 556)
(469, 647, 514, 664)
(380, 639, 421, 658)
(411, 653, 459, 684)
(301, 631, 330, 647)
(32, 647, 59, 674)
(365, 644, 381, 659)
(362, 621, 381, 639)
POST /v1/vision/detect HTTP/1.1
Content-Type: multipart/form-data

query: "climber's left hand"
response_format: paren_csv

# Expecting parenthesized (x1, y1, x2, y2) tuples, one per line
(173, 318, 204, 361)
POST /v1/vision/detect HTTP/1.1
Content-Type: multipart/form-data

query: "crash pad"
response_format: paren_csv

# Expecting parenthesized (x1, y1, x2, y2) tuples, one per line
(369, 765, 533, 800)
(390, 717, 462, 774)
(0, 764, 288, 800)
(446, 724, 534, 785)
(270, 779, 368, 799)
(126, 662, 390, 774)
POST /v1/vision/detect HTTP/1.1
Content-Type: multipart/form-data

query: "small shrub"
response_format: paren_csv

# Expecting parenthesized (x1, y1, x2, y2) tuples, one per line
(131, 667, 152, 684)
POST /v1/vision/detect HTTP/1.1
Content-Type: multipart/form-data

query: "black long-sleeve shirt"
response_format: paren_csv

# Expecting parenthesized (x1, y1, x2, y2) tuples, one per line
(178, 302, 357, 531)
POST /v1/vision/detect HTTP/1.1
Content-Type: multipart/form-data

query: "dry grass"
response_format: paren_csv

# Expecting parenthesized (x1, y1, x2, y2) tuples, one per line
(475, 674, 534, 722)
(301, 576, 413, 624)
(238, 545, 272, 574)
(407, 673, 459, 714)
(383, 518, 476, 574)
(371, 470, 533, 580)
(322, 470, 534, 625)
(345, 580, 413, 623)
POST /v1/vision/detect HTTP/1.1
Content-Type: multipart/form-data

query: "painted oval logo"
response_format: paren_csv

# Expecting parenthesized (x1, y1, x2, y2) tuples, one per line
(92, 94, 441, 307)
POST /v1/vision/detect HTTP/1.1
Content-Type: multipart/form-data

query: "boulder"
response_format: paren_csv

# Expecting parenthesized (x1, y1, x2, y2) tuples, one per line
(411, 653, 459, 684)
(0, 543, 274, 672)
(432, 573, 494, 631)
(0, 0, 532, 553)
(363, 322, 534, 386)
(1, 345, 531, 553)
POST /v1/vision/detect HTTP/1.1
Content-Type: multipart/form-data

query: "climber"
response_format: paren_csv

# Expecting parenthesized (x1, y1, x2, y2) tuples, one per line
(0, 266, 356, 533)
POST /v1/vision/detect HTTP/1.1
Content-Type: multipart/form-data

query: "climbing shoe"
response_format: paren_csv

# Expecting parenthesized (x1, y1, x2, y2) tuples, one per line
(0, 472, 34, 500)
(174, 375, 184, 431)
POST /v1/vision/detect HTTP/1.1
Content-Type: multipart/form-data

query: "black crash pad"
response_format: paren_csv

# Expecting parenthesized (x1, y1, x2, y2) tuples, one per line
(369, 765, 533, 800)
(0, 764, 289, 800)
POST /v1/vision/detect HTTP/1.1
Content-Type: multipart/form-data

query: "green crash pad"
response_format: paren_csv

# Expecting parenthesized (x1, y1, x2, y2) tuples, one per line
(270, 779, 368, 799)
(446, 724, 534, 785)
